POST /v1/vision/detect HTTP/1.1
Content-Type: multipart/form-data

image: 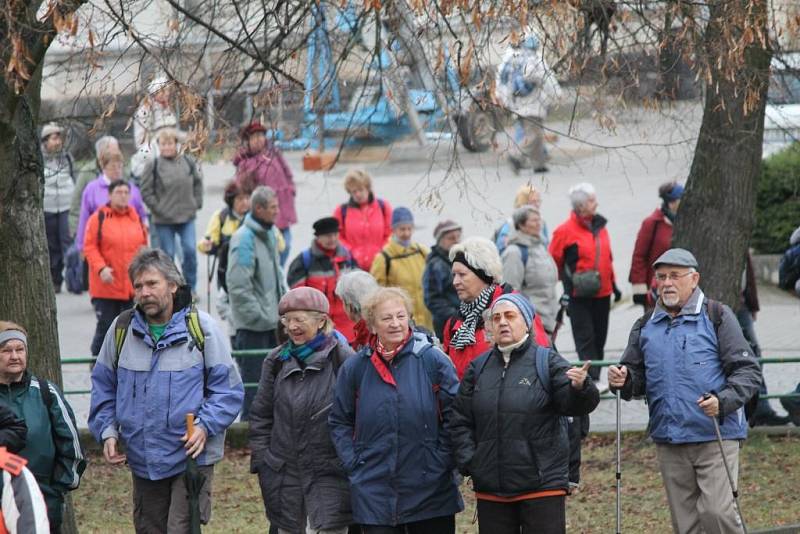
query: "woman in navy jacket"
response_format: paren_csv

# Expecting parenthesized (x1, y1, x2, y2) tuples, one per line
(329, 287, 463, 533)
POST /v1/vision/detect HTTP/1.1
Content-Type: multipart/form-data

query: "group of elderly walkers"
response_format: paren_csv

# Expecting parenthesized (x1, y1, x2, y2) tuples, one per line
(248, 238, 601, 533)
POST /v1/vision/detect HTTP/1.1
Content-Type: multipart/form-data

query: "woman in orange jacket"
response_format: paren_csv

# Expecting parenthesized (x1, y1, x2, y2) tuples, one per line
(83, 180, 149, 355)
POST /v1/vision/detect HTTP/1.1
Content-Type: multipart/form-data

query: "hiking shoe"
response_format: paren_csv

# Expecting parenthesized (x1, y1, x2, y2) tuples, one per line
(780, 394, 800, 426)
(534, 165, 549, 173)
(750, 412, 791, 427)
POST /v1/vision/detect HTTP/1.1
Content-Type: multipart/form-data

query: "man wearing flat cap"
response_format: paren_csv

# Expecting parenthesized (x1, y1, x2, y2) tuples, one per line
(609, 248, 761, 534)
(286, 217, 358, 342)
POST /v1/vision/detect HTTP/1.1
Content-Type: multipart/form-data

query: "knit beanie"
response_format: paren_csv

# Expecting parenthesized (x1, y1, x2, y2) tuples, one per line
(433, 220, 461, 242)
(391, 207, 414, 228)
(491, 293, 536, 329)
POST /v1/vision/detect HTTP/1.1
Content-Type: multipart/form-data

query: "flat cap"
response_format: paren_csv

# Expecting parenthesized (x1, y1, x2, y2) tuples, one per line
(652, 248, 698, 269)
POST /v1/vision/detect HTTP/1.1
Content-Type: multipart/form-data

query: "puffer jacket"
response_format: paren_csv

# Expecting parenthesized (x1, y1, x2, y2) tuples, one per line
(88, 294, 245, 481)
(227, 213, 287, 332)
(329, 331, 464, 526)
(549, 210, 616, 298)
(334, 196, 392, 270)
(422, 245, 460, 340)
(501, 229, 559, 332)
(286, 241, 358, 341)
(443, 284, 551, 380)
(249, 335, 354, 532)
(233, 147, 296, 230)
(448, 339, 599, 495)
(0, 372, 86, 527)
(42, 151, 75, 213)
(371, 239, 433, 331)
(83, 205, 148, 301)
(629, 207, 673, 295)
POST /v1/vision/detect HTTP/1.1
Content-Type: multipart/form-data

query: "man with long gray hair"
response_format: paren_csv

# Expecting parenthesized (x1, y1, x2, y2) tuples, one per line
(227, 185, 287, 419)
(89, 248, 244, 533)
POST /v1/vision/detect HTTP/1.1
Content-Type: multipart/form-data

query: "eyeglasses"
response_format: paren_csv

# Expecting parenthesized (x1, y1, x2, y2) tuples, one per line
(654, 271, 694, 282)
(280, 315, 310, 326)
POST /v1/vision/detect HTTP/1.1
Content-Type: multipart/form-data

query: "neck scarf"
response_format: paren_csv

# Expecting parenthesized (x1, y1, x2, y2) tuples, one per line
(278, 332, 329, 363)
(375, 328, 412, 361)
(452, 284, 497, 349)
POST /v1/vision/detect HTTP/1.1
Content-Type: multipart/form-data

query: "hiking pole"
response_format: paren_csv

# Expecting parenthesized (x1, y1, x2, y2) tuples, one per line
(206, 254, 217, 314)
(615, 383, 622, 534)
(703, 393, 748, 534)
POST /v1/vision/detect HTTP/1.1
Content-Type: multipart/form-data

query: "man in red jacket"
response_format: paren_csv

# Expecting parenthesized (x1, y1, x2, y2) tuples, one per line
(629, 181, 683, 310)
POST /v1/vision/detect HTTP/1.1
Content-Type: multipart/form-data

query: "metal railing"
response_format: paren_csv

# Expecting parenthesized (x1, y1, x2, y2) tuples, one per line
(60, 352, 800, 401)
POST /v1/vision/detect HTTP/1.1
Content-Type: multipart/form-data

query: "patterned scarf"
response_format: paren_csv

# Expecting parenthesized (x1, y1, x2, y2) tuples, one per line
(375, 328, 413, 361)
(452, 284, 497, 349)
(278, 332, 329, 363)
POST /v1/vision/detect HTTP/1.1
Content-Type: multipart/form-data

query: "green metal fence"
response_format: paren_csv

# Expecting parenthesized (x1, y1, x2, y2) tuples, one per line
(60, 353, 800, 401)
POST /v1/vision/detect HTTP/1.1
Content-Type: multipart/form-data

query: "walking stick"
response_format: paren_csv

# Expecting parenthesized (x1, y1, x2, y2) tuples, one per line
(550, 300, 569, 345)
(615, 387, 622, 534)
(703, 393, 748, 534)
(206, 254, 217, 314)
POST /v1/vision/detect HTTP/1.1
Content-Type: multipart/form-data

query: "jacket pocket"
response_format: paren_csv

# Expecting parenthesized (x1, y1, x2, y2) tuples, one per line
(167, 363, 204, 429)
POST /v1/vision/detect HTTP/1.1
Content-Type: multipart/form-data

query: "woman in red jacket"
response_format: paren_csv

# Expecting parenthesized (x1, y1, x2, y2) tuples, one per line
(628, 181, 683, 310)
(83, 180, 149, 355)
(548, 183, 620, 386)
(443, 237, 550, 380)
(333, 170, 392, 271)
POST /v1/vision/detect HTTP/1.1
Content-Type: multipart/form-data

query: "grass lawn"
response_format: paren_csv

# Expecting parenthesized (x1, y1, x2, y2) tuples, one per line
(74, 432, 800, 533)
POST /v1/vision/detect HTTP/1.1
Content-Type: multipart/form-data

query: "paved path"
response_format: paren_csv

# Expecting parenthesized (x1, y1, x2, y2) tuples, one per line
(57, 102, 800, 430)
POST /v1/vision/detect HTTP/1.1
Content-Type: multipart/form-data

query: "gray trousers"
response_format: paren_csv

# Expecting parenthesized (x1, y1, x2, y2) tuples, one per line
(277, 519, 348, 534)
(656, 441, 744, 534)
(132, 465, 214, 534)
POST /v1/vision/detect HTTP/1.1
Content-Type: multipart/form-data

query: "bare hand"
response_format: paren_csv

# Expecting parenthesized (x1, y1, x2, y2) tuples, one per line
(100, 266, 114, 284)
(566, 362, 591, 390)
(182, 425, 208, 459)
(103, 437, 127, 465)
(608, 365, 628, 388)
(697, 394, 719, 417)
(198, 239, 213, 253)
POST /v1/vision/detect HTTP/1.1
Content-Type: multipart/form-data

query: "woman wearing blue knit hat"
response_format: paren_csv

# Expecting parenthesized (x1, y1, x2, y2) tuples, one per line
(448, 293, 600, 533)
(369, 206, 433, 330)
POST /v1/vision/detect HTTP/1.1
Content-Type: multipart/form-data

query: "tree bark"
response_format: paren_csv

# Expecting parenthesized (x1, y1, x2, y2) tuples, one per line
(672, 0, 771, 307)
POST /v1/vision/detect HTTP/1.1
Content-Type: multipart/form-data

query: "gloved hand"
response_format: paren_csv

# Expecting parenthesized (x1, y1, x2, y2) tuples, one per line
(632, 293, 647, 306)
(613, 283, 622, 303)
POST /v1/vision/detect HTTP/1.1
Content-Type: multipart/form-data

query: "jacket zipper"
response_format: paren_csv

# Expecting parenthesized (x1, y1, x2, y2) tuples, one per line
(497, 358, 509, 490)
(309, 403, 333, 421)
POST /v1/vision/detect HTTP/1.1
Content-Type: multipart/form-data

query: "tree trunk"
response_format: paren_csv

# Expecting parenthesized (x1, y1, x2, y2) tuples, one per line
(672, 0, 771, 307)
(0, 65, 80, 534)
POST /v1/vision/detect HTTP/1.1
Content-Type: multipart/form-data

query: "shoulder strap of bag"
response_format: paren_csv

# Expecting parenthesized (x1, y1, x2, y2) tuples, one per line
(38, 378, 53, 412)
(97, 209, 106, 247)
(302, 249, 313, 272)
(113, 306, 205, 368)
(534, 345, 551, 395)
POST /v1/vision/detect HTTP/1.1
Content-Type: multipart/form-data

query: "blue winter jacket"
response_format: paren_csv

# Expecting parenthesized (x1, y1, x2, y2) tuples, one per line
(329, 331, 464, 526)
(89, 303, 244, 480)
(422, 246, 460, 340)
(616, 289, 761, 444)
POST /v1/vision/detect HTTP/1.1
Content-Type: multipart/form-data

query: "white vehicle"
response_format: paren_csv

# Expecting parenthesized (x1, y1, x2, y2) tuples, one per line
(763, 52, 800, 159)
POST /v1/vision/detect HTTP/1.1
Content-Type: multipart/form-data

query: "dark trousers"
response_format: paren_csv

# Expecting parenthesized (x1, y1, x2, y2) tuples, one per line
(91, 298, 134, 356)
(361, 514, 455, 534)
(476, 496, 566, 534)
(132, 465, 214, 533)
(234, 328, 277, 420)
(568, 295, 610, 381)
(45, 210, 72, 288)
(568, 415, 589, 485)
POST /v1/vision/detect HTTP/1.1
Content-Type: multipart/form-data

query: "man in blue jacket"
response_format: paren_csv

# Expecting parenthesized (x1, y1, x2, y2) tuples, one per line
(609, 248, 761, 534)
(89, 248, 244, 533)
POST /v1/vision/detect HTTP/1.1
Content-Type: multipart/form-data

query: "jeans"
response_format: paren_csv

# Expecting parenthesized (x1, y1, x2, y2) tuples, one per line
(45, 210, 71, 288)
(91, 298, 134, 356)
(155, 219, 198, 290)
(234, 328, 277, 420)
(279, 227, 292, 267)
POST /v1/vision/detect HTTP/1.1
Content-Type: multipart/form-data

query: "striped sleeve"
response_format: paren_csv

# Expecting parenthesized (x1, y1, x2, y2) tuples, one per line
(45, 382, 87, 491)
(2, 467, 50, 533)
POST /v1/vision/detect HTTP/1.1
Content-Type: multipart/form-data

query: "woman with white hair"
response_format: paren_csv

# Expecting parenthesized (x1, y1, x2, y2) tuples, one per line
(443, 237, 550, 380)
(548, 182, 619, 387)
(335, 270, 380, 350)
